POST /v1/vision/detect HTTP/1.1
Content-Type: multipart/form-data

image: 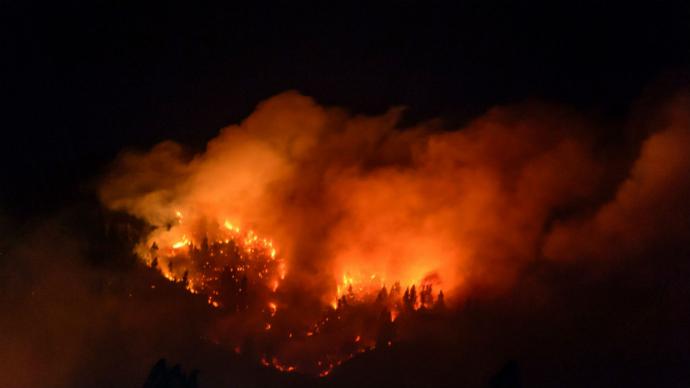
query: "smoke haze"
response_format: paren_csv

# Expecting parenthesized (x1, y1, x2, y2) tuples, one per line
(100, 91, 690, 301)
(2, 90, 688, 387)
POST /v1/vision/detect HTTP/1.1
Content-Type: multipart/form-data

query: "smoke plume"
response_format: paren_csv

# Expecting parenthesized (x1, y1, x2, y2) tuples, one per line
(99, 90, 690, 303)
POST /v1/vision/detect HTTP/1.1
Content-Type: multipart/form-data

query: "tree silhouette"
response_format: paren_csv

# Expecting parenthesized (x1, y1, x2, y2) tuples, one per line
(434, 290, 445, 311)
(201, 236, 209, 256)
(219, 265, 238, 311)
(403, 287, 411, 310)
(409, 285, 417, 308)
(142, 358, 199, 388)
(376, 286, 388, 305)
(490, 360, 522, 388)
(347, 284, 355, 302)
(181, 270, 189, 287)
(336, 296, 343, 310)
(376, 309, 395, 347)
(239, 275, 248, 311)
(419, 284, 434, 308)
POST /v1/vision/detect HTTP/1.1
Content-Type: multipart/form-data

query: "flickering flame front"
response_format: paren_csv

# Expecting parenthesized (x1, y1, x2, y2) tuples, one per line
(136, 208, 444, 376)
(141, 211, 286, 311)
(172, 235, 190, 249)
(100, 95, 472, 377)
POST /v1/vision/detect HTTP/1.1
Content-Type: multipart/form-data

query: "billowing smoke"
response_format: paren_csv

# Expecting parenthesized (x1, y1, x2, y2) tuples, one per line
(99, 90, 690, 305)
(544, 94, 690, 261)
(97, 90, 690, 377)
(2, 90, 689, 387)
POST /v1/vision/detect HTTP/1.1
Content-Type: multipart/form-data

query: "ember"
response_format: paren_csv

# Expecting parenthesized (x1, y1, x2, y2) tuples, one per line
(138, 208, 446, 375)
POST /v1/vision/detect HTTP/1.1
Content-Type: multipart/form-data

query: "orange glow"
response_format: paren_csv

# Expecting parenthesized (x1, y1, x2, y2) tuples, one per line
(103, 91, 687, 325)
(223, 219, 240, 233)
(171, 235, 190, 249)
(99, 91, 690, 378)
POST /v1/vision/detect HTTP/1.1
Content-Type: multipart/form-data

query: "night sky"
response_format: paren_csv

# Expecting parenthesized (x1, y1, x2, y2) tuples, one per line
(3, 2, 688, 217)
(1, 2, 690, 388)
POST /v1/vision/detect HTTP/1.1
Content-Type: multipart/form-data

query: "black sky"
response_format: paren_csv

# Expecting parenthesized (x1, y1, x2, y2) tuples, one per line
(1, 3, 690, 388)
(1, 1, 689, 218)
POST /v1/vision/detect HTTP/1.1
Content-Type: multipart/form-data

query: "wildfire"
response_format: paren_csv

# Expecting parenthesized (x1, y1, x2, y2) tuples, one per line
(261, 356, 296, 373)
(129, 192, 445, 373)
(223, 220, 240, 233)
(141, 213, 288, 312)
(335, 271, 388, 299)
(100, 93, 469, 378)
(96, 89, 690, 380)
(171, 236, 190, 249)
(133, 208, 447, 376)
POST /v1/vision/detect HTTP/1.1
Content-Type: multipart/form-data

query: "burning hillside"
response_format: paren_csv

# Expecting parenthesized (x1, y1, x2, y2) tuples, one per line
(99, 90, 690, 377)
(127, 208, 445, 375)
